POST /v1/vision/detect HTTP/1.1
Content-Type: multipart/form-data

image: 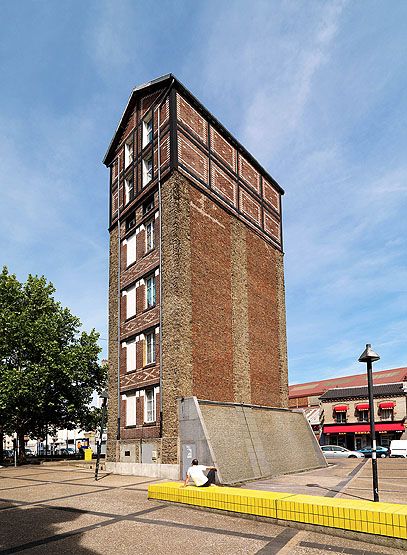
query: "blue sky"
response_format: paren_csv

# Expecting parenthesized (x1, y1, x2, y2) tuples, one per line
(1, 1, 406, 384)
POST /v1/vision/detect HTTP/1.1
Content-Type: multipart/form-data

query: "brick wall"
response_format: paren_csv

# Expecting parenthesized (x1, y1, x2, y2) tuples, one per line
(159, 171, 288, 463)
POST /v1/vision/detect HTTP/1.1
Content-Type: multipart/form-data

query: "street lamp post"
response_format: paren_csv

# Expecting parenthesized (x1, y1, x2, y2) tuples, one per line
(95, 390, 108, 481)
(358, 343, 380, 502)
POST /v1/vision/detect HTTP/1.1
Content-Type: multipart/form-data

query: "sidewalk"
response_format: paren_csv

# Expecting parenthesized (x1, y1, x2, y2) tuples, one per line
(245, 458, 407, 504)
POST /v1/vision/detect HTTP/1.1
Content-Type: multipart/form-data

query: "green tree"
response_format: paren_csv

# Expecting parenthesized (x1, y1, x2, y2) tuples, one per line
(0, 267, 106, 463)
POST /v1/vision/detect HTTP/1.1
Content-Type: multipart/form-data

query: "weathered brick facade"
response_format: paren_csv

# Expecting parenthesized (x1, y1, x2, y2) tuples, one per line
(104, 75, 288, 469)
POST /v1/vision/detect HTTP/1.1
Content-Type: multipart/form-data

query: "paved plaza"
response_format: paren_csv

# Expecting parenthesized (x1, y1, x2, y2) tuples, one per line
(0, 460, 405, 554)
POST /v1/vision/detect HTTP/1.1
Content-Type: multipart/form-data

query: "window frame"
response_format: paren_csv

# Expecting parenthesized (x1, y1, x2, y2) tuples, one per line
(145, 331, 156, 365)
(142, 155, 153, 187)
(144, 389, 155, 423)
(142, 113, 153, 148)
(380, 408, 393, 421)
(124, 177, 134, 204)
(335, 412, 347, 424)
(143, 197, 154, 215)
(145, 219, 154, 252)
(146, 275, 156, 308)
(358, 410, 369, 422)
(124, 136, 133, 168)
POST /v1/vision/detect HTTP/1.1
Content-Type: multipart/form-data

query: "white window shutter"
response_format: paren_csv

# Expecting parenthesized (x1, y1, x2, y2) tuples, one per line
(126, 233, 136, 266)
(126, 393, 137, 426)
(126, 284, 136, 318)
(126, 339, 136, 372)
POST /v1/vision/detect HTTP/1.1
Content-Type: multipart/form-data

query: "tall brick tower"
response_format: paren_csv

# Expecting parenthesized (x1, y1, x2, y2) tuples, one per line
(103, 75, 288, 476)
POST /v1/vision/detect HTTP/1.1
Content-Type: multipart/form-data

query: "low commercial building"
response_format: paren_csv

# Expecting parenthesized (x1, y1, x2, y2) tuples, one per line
(320, 382, 407, 450)
(289, 367, 407, 408)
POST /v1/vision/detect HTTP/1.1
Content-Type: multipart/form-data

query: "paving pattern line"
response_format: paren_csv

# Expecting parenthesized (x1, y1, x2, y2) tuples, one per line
(254, 528, 298, 554)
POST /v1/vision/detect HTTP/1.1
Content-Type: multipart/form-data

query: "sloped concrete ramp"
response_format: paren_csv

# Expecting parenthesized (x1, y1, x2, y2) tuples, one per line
(179, 397, 326, 485)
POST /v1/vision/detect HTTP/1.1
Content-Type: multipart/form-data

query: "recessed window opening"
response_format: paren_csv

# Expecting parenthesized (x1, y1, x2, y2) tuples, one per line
(146, 275, 156, 308)
(145, 389, 155, 423)
(142, 113, 153, 148)
(146, 220, 154, 252)
(145, 331, 156, 365)
(124, 177, 134, 204)
(142, 156, 153, 187)
(125, 137, 133, 167)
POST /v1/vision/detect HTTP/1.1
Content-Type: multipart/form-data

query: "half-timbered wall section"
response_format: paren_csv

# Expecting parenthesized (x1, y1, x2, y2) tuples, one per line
(175, 91, 282, 249)
(109, 90, 170, 227)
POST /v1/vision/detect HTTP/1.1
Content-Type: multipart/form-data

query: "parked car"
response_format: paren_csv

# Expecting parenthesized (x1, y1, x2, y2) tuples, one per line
(56, 448, 75, 456)
(357, 446, 389, 458)
(321, 445, 364, 459)
(25, 449, 35, 457)
(390, 440, 407, 458)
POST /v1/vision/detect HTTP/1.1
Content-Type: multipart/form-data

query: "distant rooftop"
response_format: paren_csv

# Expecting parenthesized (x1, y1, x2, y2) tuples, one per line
(319, 382, 406, 401)
(289, 367, 407, 399)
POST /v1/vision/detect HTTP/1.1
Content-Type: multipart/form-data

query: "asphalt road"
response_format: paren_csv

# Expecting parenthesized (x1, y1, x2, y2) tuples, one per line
(0, 462, 405, 554)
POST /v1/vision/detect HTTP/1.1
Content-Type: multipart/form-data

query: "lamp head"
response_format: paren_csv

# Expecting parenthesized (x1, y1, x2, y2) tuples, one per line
(358, 344, 380, 363)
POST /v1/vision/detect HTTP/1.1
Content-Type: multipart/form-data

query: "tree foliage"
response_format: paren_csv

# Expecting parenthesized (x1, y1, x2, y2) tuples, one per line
(0, 267, 106, 461)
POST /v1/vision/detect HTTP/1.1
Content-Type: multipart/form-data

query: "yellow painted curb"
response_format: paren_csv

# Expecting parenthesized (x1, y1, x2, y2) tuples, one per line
(148, 482, 407, 540)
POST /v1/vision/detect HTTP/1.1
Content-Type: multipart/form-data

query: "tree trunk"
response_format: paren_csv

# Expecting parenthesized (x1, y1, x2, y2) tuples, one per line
(18, 430, 26, 464)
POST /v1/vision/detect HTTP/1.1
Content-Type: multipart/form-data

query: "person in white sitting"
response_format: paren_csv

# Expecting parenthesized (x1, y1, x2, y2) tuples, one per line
(183, 458, 217, 487)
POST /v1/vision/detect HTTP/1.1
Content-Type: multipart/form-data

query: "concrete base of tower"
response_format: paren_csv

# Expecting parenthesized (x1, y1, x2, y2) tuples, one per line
(105, 461, 179, 480)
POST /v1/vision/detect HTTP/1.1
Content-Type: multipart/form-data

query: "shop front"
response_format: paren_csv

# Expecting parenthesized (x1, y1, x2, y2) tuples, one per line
(323, 422, 405, 450)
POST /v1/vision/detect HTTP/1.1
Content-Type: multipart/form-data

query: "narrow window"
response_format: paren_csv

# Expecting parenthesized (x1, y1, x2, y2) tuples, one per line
(142, 156, 152, 187)
(144, 389, 155, 423)
(142, 113, 153, 148)
(124, 177, 134, 204)
(126, 211, 136, 231)
(381, 409, 392, 420)
(126, 393, 137, 426)
(358, 410, 369, 422)
(146, 275, 156, 308)
(145, 331, 156, 365)
(146, 220, 154, 252)
(143, 197, 154, 215)
(336, 412, 346, 424)
(125, 137, 133, 167)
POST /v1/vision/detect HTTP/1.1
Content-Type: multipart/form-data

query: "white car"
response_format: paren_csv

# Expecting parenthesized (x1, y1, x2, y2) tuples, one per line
(321, 445, 364, 459)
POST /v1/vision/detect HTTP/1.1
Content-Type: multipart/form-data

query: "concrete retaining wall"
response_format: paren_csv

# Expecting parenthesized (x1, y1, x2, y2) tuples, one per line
(179, 397, 326, 484)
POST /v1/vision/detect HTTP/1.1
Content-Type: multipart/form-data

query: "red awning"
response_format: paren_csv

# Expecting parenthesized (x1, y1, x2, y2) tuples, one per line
(355, 403, 370, 411)
(379, 402, 395, 409)
(333, 405, 348, 412)
(324, 423, 405, 434)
